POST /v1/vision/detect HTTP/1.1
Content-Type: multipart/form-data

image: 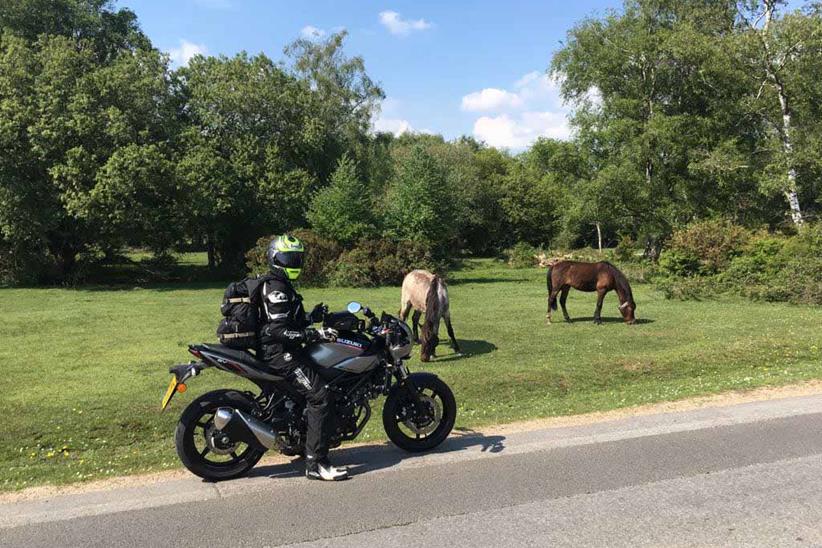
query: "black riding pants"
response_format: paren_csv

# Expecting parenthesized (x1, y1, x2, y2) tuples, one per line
(265, 350, 334, 460)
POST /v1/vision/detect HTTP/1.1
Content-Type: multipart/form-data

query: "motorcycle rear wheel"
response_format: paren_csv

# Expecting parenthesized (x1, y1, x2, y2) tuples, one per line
(383, 374, 456, 452)
(175, 389, 266, 481)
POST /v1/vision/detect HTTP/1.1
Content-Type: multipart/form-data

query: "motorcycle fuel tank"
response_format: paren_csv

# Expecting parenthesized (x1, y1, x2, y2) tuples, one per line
(306, 332, 380, 374)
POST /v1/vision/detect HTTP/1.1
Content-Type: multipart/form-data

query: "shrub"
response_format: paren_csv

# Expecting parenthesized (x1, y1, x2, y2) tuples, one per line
(246, 232, 445, 288)
(504, 242, 539, 268)
(654, 223, 822, 305)
(245, 229, 342, 286)
(327, 239, 444, 287)
(658, 249, 702, 277)
(664, 219, 750, 275)
(783, 223, 822, 258)
(614, 235, 640, 262)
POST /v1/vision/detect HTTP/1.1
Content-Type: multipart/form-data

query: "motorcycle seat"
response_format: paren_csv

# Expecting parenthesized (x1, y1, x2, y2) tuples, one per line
(202, 343, 264, 367)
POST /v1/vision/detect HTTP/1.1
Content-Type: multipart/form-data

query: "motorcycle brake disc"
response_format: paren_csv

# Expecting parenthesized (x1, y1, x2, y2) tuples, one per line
(403, 394, 442, 436)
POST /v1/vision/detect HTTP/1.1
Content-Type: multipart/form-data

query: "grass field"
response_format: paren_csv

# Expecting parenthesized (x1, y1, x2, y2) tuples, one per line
(1, 258, 821, 491)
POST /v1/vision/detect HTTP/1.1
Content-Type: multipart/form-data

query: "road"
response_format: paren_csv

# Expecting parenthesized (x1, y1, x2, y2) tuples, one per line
(3, 394, 822, 547)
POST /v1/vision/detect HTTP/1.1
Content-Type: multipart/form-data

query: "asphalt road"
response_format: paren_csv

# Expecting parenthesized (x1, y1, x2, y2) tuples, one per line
(3, 395, 822, 547)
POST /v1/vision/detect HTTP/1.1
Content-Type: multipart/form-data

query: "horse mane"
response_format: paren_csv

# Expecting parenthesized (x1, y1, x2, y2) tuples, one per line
(420, 275, 441, 357)
(605, 262, 634, 305)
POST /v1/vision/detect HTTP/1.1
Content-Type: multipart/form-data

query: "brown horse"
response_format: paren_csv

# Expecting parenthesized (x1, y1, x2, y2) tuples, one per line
(400, 270, 461, 362)
(546, 261, 636, 324)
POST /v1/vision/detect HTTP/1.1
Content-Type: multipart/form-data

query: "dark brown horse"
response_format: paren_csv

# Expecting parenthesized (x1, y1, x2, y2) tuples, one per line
(546, 261, 636, 324)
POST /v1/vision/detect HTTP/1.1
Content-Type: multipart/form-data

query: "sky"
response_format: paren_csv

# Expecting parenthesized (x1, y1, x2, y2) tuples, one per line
(120, 0, 622, 149)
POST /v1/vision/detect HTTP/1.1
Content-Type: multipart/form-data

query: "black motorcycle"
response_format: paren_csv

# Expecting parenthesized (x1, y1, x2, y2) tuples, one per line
(161, 301, 457, 481)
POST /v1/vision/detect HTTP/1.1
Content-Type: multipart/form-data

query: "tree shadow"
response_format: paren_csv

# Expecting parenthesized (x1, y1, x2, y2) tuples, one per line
(243, 428, 507, 480)
(429, 339, 497, 363)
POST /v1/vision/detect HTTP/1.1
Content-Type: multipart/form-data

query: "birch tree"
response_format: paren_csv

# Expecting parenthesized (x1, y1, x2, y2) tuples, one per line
(737, 0, 822, 226)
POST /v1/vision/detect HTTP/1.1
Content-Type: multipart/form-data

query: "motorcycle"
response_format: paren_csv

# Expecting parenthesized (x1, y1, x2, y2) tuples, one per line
(161, 301, 457, 481)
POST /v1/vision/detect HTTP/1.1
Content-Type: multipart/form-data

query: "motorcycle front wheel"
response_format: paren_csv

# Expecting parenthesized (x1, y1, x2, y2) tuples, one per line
(382, 373, 456, 452)
(175, 389, 266, 481)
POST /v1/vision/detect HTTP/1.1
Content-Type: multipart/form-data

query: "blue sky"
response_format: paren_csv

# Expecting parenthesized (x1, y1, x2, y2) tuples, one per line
(120, 0, 621, 148)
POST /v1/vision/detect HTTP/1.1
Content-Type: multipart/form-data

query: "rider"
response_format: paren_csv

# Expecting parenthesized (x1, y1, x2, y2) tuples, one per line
(260, 234, 348, 481)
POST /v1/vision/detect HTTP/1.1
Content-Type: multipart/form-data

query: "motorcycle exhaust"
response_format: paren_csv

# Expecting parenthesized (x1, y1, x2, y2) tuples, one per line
(213, 407, 278, 450)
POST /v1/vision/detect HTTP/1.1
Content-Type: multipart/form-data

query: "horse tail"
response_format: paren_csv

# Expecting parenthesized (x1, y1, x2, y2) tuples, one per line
(425, 275, 441, 326)
(547, 266, 557, 311)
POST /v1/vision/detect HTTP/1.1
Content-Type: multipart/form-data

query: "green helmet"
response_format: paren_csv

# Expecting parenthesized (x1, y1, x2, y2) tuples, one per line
(266, 234, 305, 280)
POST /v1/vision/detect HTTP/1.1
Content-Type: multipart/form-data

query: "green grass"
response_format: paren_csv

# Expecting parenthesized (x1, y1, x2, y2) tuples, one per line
(1, 258, 821, 491)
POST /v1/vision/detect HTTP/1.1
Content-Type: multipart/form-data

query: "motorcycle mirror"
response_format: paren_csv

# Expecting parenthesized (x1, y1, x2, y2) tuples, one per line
(347, 301, 363, 314)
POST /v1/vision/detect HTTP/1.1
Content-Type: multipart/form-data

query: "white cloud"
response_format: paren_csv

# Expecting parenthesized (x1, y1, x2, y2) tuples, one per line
(473, 112, 570, 149)
(379, 10, 432, 36)
(464, 70, 572, 149)
(167, 39, 208, 67)
(461, 88, 523, 112)
(300, 25, 326, 39)
(374, 117, 415, 136)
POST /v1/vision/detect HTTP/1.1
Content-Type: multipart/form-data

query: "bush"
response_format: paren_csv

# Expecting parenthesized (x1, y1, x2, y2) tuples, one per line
(658, 249, 702, 277)
(327, 239, 444, 287)
(664, 219, 750, 275)
(614, 235, 640, 262)
(654, 224, 822, 305)
(245, 232, 445, 288)
(246, 229, 342, 286)
(504, 242, 540, 268)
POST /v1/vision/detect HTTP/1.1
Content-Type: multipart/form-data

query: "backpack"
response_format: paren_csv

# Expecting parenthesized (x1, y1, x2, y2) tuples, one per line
(216, 274, 272, 349)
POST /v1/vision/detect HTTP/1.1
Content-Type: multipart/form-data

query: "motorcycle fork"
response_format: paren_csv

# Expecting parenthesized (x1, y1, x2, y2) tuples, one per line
(394, 364, 429, 416)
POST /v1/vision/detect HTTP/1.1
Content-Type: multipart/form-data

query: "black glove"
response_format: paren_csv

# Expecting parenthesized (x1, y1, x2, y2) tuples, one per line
(309, 303, 326, 323)
(304, 327, 338, 344)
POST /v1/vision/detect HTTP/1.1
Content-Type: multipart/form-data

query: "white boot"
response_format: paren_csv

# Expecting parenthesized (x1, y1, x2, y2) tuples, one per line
(305, 457, 349, 481)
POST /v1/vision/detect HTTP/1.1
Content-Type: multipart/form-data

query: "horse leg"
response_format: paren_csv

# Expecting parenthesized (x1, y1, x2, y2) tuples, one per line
(411, 310, 421, 343)
(559, 286, 571, 322)
(594, 289, 606, 325)
(431, 318, 441, 358)
(546, 289, 560, 324)
(444, 313, 461, 354)
(399, 300, 412, 322)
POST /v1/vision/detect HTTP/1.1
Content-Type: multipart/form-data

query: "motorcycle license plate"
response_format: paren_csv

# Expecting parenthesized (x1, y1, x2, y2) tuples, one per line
(161, 376, 179, 411)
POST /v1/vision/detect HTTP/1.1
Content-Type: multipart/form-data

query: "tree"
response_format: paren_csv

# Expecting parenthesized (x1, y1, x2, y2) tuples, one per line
(383, 146, 459, 259)
(0, 22, 175, 281)
(91, 144, 181, 254)
(175, 53, 322, 270)
(737, 0, 822, 227)
(285, 31, 384, 182)
(551, 0, 757, 257)
(0, 0, 150, 60)
(307, 154, 377, 245)
(497, 162, 560, 247)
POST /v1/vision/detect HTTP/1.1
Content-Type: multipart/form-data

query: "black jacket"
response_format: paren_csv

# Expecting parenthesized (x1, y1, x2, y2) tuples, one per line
(260, 270, 310, 354)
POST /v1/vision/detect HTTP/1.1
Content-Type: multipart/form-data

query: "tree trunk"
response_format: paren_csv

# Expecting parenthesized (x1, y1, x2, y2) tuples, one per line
(206, 236, 216, 269)
(761, 0, 804, 227)
(776, 90, 804, 226)
(595, 222, 602, 254)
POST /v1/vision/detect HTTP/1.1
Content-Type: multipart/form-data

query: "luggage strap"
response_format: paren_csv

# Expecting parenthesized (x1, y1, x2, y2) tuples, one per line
(221, 331, 255, 339)
(226, 297, 252, 304)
